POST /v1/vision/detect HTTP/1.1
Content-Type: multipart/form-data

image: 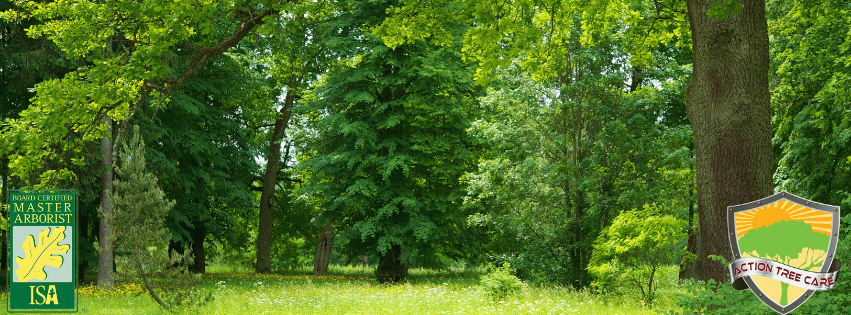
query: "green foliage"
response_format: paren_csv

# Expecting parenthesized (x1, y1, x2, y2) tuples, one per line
(480, 263, 524, 300)
(770, 0, 851, 214)
(463, 36, 693, 287)
(109, 125, 209, 311)
(131, 51, 263, 271)
(0, 0, 77, 122)
(663, 279, 770, 315)
(0, 0, 285, 188)
(374, 0, 689, 83)
(588, 205, 685, 305)
(270, 180, 323, 270)
(298, 0, 482, 273)
(766, 0, 851, 311)
(789, 213, 851, 314)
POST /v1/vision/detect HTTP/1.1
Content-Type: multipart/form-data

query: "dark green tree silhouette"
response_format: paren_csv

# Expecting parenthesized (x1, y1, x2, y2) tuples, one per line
(738, 220, 829, 305)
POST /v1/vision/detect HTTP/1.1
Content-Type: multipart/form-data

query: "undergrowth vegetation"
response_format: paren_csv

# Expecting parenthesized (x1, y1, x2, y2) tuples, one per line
(0, 264, 690, 314)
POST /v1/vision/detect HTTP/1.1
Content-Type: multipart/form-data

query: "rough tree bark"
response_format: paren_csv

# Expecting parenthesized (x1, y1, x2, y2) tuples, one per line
(313, 222, 335, 275)
(685, 0, 773, 283)
(98, 115, 115, 289)
(255, 91, 296, 273)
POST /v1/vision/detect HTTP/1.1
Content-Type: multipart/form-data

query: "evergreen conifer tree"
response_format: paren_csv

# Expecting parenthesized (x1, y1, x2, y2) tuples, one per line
(110, 126, 206, 310)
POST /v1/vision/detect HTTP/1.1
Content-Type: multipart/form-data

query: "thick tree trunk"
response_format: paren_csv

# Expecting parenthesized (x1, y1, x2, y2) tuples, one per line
(98, 116, 115, 289)
(685, 0, 773, 283)
(190, 224, 206, 274)
(255, 91, 296, 273)
(376, 245, 406, 283)
(313, 222, 335, 276)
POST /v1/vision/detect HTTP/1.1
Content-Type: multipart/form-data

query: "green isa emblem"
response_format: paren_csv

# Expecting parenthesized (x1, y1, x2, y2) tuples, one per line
(7, 190, 78, 313)
(727, 191, 842, 314)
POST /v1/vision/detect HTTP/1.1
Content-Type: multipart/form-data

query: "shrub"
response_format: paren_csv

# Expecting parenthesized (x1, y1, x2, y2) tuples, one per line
(588, 204, 685, 305)
(480, 263, 524, 300)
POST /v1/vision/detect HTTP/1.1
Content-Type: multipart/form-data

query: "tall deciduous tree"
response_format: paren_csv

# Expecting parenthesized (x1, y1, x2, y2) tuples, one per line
(685, 0, 773, 282)
(255, 88, 296, 273)
(252, 8, 334, 272)
(299, 0, 481, 283)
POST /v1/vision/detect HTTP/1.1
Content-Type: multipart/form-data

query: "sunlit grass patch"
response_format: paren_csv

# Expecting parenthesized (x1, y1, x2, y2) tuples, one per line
(0, 264, 686, 314)
(193, 265, 677, 314)
(199, 278, 661, 315)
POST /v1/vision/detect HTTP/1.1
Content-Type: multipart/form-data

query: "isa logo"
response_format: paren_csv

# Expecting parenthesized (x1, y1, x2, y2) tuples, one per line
(727, 191, 842, 314)
(7, 190, 78, 313)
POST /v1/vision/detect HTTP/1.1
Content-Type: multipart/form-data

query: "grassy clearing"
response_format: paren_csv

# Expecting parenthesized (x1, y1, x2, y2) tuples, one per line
(1, 264, 689, 314)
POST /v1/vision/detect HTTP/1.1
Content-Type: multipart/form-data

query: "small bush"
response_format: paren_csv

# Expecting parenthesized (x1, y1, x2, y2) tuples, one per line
(480, 263, 523, 300)
(588, 204, 685, 305)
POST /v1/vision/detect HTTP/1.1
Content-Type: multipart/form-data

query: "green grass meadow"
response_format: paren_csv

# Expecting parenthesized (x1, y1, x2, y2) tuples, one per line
(1, 264, 691, 314)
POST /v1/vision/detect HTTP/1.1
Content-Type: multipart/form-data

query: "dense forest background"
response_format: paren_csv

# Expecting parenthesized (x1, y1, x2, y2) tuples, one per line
(0, 0, 849, 309)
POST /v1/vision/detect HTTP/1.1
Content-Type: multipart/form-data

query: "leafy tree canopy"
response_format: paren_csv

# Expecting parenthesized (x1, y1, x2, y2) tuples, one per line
(297, 0, 482, 276)
(372, 0, 690, 83)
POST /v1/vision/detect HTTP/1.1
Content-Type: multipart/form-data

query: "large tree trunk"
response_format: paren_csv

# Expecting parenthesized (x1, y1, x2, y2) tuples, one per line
(376, 245, 407, 284)
(190, 224, 206, 274)
(98, 116, 115, 289)
(685, 0, 773, 283)
(313, 222, 335, 275)
(255, 91, 296, 273)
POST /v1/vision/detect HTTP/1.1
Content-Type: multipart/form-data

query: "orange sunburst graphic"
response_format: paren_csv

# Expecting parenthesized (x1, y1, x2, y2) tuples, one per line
(736, 199, 833, 239)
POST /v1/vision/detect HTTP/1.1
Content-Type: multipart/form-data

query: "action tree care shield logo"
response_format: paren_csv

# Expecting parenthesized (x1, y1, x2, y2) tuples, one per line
(7, 190, 78, 313)
(727, 191, 842, 314)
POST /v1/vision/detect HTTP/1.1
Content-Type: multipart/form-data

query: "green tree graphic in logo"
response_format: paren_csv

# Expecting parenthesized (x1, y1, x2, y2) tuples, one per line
(15, 226, 70, 282)
(738, 220, 829, 305)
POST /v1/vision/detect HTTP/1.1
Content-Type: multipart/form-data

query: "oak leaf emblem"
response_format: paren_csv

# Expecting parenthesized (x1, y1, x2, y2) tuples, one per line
(15, 226, 70, 282)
